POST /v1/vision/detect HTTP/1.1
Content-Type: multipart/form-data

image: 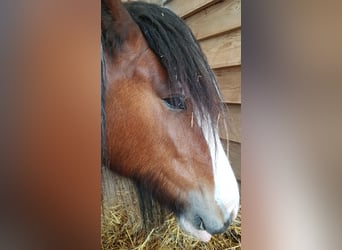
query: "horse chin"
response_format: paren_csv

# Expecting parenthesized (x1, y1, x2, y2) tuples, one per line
(178, 215, 212, 242)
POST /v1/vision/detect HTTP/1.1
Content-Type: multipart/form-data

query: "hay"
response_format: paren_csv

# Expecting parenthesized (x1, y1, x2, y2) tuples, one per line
(101, 169, 241, 249)
(101, 204, 241, 250)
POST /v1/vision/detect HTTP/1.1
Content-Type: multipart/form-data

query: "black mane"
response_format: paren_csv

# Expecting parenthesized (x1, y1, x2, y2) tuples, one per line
(124, 2, 224, 123)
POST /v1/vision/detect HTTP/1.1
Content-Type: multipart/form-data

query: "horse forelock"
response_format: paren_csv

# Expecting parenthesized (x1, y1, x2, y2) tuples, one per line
(124, 2, 227, 142)
(101, 2, 229, 150)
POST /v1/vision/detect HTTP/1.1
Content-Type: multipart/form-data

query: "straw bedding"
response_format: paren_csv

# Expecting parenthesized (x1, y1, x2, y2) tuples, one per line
(101, 203, 241, 250)
(101, 168, 241, 249)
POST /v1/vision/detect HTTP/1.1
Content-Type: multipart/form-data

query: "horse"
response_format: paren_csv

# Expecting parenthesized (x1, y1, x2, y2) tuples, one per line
(101, 0, 239, 242)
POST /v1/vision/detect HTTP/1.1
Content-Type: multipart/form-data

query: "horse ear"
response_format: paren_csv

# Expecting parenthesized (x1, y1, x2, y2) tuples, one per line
(101, 0, 141, 53)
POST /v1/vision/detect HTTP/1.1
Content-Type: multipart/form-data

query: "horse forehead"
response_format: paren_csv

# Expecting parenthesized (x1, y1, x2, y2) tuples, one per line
(117, 56, 172, 99)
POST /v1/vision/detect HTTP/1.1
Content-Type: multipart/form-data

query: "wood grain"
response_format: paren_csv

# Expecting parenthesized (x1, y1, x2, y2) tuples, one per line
(122, 0, 162, 3)
(229, 141, 241, 181)
(165, 0, 220, 18)
(185, 0, 241, 40)
(219, 104, 241, 143)
(215, 66, 241, 103)
(200, 29, 241, 68)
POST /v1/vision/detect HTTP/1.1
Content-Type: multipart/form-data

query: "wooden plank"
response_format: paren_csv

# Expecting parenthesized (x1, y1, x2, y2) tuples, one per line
(219, 104, 240, 143)
(215, 66, 241, 103)
(227, 104, 241, 143)
(185, 0, 241, 40)
(122, 0, 162, 4)
(165, 0, 220, 18)
(220, 140, 241, 181)
(143, 0, 163, 4)
(229, 141, 241, 181)
(200, 29, 241, 68)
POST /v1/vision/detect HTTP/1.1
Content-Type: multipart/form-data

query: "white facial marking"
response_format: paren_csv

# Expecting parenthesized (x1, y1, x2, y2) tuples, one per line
(178, 112, 239, 242)
(201, 115, 240, 222)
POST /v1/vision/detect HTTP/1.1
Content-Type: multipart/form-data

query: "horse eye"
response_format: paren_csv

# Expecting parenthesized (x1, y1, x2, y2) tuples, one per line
(163, 95, 187, 110)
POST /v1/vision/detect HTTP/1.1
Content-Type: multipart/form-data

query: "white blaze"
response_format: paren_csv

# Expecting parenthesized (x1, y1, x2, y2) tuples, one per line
(178, 113, 240, 242)
(201, 116, 240, 221)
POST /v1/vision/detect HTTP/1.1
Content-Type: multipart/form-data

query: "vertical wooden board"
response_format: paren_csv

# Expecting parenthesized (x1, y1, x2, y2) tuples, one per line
(143, 0, 163, 4)
(122, 0, 162, 4)
(165, 0, 219, 18)
(185, 0, 241, 40)
(227, 104, 241, 143)
(200, 29, 241, 68)
(215, 66, 241, 103)
(229, 141, 241, 181)
(219, 104, 241, 143)
(221, 140, 241, 181)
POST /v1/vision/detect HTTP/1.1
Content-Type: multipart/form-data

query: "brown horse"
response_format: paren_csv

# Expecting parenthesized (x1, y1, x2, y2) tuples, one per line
(101, 0, 239, 242)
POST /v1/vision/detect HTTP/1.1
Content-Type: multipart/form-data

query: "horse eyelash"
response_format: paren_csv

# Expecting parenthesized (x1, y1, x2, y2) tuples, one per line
(163, 95, 186, 110)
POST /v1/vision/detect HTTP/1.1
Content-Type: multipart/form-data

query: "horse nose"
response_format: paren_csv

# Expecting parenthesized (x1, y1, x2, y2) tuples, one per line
(199, 212, 235, 235)
(202, 211, 234, 234)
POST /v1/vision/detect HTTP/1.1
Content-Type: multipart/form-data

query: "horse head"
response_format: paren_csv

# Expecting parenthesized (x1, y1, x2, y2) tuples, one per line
(101, 0, 239, 242)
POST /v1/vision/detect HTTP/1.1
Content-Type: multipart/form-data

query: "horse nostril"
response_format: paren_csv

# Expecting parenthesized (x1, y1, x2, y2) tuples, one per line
(199, 221, 204, 230)
(199, 219, 205, 230)
(194, 215, 206, 230)
(224, 214, 233, 228)
(193, 212, 235, 234)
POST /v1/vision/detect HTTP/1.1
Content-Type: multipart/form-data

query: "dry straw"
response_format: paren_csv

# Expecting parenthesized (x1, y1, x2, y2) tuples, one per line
(102, 204, 241, 250)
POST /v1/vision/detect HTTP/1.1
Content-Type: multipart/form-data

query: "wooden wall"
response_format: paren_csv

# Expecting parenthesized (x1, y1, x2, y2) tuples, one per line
(122, 0, 241, 181)
(122, 0, 163, 4)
